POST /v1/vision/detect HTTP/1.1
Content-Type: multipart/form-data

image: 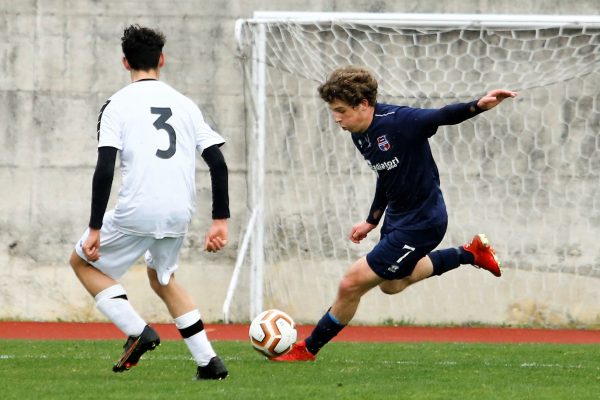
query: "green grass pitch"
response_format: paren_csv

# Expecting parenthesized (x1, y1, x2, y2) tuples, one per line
(1, 340, 598, 399)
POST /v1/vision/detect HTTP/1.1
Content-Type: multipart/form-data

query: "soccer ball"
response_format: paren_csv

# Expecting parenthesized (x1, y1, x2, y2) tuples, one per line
(249, 309, 297, 358)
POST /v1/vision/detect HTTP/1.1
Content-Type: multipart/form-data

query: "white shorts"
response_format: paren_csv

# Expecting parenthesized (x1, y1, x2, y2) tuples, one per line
(74, 211, 184, 286)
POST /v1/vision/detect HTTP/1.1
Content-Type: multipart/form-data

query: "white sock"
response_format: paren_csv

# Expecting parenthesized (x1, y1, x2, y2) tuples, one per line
(174, 310, 216, 366)
(95, 284, 146, 337)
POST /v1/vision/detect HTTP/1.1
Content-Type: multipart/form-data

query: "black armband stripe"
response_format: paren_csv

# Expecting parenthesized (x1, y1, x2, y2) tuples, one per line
(178, 319, 205, 339)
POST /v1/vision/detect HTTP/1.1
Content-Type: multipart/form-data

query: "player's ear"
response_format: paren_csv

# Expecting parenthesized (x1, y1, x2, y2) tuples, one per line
(359, 99, 369, 111)
(158, 53, 165, 68)
(122, 57, 131, 71)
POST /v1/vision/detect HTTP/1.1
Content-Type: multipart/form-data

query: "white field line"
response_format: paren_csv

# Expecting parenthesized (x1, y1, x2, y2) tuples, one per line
(382, 359, 592, 370)
(0, 354, 244, 361)
(0, 354, 594, 370)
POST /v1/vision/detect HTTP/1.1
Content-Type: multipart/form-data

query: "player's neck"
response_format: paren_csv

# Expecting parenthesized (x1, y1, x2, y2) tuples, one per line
(130, 69, 160, 82)
(355, 108, 375, 134)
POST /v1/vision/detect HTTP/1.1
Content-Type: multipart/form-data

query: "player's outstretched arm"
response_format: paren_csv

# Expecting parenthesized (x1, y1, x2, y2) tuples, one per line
(477, 89, 517, 110)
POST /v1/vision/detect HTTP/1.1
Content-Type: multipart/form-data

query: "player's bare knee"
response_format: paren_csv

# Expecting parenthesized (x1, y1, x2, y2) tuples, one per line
(149, 280, 160, 294)
(69, 251, 85, 270)
(337, 278, 362, 299)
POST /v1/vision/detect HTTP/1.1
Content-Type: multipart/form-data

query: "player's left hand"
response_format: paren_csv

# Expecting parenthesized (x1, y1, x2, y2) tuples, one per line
(204, 219, 229, 252)
(477, 89, 517, 110)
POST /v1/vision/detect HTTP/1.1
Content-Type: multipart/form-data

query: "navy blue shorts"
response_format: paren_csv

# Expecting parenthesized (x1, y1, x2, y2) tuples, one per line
(366, 222, 447, 280)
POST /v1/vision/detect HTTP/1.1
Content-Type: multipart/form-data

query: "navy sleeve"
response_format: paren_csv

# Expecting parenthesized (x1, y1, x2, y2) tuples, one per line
(89, 146, 117, 229)
(408, 100, 484, 138)
(201, 144, 230, 219)
(366, 178, 388, 225)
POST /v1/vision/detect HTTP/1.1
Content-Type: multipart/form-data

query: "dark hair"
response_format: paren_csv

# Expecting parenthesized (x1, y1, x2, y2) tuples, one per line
(121, 25, 166, 71)
(317, 66, 378, 106)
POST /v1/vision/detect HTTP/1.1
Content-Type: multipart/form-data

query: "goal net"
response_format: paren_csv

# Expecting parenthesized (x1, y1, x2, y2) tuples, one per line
(226, 12, 600, 326)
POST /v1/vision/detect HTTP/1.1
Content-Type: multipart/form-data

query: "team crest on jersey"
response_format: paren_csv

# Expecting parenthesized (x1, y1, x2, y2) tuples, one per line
(377, 135, 391, 151)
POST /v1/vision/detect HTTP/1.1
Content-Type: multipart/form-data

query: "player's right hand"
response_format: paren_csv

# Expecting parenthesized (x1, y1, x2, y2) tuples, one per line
(349, 221, 376, 244)
(83, 228, 101, 261)
(477, 89, 517, 110)
(204, 219, 229, 252)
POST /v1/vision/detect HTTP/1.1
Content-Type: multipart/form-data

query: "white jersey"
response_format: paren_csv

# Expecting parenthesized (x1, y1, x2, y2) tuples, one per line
(97, 80, 224, 238)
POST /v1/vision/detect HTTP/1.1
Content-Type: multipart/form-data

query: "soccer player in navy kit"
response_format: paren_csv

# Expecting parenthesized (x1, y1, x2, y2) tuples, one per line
(273, 66, 516, 362)
(69, 25, 229, 379)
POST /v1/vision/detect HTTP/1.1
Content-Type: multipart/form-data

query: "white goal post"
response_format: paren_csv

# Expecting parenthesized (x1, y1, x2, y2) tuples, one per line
(224, 12, 600, 325)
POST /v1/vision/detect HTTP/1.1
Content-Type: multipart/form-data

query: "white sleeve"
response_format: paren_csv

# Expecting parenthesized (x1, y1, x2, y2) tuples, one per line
(195, 108, 225, 153)
(97, 99, 123, 149)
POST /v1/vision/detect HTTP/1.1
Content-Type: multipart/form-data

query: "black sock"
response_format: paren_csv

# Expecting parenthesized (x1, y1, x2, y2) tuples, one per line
(305, 311, 345, 355)
(459, 246, 475, 265)
(429, 247, 473, 276)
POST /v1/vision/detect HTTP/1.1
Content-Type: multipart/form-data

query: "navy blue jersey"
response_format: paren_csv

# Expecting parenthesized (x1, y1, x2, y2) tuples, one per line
(351, 101, 483, 230)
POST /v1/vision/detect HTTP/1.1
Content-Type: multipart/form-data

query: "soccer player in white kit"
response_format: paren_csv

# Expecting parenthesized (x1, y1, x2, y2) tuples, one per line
(69, 25, 229, 380)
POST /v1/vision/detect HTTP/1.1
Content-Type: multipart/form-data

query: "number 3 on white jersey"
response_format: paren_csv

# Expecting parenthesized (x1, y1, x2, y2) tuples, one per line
(151, 107, 176, 159)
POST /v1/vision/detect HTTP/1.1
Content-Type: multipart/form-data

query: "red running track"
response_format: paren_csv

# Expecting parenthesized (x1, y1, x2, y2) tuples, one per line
(0, 322, 598, 344)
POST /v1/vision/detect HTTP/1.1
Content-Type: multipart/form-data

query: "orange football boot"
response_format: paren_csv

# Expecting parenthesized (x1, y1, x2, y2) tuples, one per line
(462, 234, 502, 277)
(269, 341, 316, 362)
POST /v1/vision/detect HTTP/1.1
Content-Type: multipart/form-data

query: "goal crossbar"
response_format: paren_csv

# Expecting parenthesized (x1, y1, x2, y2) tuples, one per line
(247, 12, 600, 28)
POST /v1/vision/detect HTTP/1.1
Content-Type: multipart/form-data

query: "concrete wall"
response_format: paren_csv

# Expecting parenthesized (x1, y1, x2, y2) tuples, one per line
(1, 0, 599, 325)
